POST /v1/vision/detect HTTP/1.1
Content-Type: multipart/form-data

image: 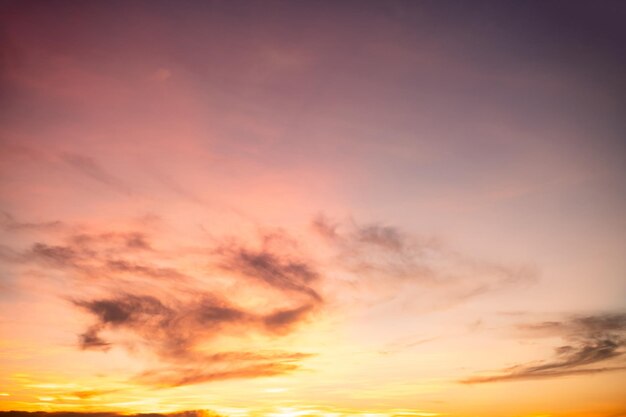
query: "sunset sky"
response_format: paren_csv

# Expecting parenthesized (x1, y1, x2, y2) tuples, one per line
(1, 1, 625, 417)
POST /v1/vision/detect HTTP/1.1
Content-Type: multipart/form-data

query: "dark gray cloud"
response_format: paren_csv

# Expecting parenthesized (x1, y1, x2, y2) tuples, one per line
(462, 313, 626, 383)
(12, 231, 186, 283)
(73, 291, 316, 387)
(75, 294, 243, 356)
(312, 214, 413, 253)
(220, 246, 322, 303)
(29, 242, 80, 268)
(78, 325, 111, 351)
(76, 295, 171, 327)
(25, 232, 153, 266)
(462, 365, 626, 383)
(74, 292, 316, 354)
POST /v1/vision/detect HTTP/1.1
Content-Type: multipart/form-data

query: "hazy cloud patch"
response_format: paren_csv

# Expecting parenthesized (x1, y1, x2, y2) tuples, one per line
(1, 212, 64, 232)
(61, 153, 132, 195)
(312, 213, 537, 308)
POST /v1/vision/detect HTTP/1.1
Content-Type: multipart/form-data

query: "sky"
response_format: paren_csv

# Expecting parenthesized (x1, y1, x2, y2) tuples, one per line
(0, 1, 625, 417)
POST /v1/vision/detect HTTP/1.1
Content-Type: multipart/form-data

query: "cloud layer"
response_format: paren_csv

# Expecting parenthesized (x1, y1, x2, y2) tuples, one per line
(0, 210, 546, 389)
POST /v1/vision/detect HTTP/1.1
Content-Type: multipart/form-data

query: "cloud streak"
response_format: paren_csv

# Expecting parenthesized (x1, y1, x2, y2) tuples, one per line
(135, 358, 306, 388)
(61, 153, 132, 195)
(462, 313, 626, 383)
(1, 212, 64, 232)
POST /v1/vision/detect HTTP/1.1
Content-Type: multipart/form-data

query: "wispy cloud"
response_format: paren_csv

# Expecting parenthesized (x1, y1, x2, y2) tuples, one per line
(462, 313, 626, 383)
(312, 214, 536, 307)
(70, 389, 121, 399)
(7, 230, 177, 283)
(219, 245, 322, 303)
(1, 212, 64, 232)
(135, 358, 306, 387)
(61, 153, 132, 195)
(104, 259, 187, 281)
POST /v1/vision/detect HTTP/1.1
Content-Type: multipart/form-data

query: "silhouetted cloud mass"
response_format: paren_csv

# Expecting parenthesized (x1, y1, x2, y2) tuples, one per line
(462, 313, 626, 383)
(72, 288, 316, 387)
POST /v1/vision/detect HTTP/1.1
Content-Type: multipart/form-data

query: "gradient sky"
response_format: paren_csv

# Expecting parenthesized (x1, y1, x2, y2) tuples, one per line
(1, 1, 625, 417)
